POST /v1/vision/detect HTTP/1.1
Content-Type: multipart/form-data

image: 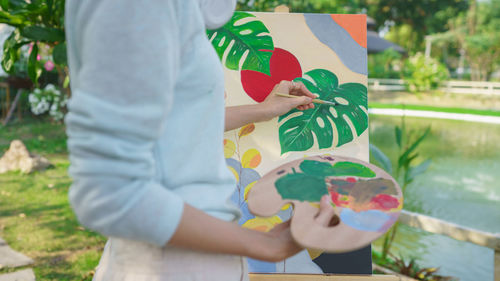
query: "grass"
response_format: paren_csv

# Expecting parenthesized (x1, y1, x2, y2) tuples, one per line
(369, 102, 500, 117)
(0, 118, 106, 281)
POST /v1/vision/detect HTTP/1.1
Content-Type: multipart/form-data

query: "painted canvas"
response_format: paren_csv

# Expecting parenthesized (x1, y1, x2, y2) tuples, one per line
(247, 155, 402, 252)
(209, 12, 369, 272)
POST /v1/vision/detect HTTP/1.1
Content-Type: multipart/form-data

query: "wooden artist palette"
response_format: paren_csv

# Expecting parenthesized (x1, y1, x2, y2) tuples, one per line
(247, 154, 402, 253)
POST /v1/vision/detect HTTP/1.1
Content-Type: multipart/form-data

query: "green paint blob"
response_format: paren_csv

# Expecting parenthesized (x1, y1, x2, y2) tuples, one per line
(300, 160, 376, 178)
(331, 162, 376, 178)
(275, 173, 328, 202)
(299, 160, 334, 176)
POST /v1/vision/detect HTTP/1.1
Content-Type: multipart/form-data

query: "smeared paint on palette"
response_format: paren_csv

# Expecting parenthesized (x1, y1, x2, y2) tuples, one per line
(247, 154, 402, 253)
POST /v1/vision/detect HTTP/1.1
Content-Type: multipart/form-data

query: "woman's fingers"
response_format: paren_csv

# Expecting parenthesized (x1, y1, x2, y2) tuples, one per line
(291, 81, 316, 99)
(314, 195, 336, 227)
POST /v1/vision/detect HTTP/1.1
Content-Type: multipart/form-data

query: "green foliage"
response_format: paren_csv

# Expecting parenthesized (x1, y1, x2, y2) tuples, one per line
(207, 12, 273, 75)
(446, 0, 500, 81)
(384, 24, 423, 55)
(237, 0, 363, 13)
(279, 69, 368, 154)
(372, 250, 456, 281)
(0, 0, 66, 85)
(403, 53, 449, 93)
(367, 0, 469, 45)
(369, 116, 431, 260)
(368, 49, 403, 79)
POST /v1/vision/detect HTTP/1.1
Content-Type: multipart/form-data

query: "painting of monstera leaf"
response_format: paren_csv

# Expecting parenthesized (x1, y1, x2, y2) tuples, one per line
(207, 12, 274, 75)
(278, 69, 368, 154)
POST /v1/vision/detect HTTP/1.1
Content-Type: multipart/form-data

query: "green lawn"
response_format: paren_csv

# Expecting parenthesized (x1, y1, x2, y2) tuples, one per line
(0, 118, 105, 281)
(369, 102, 500, 117)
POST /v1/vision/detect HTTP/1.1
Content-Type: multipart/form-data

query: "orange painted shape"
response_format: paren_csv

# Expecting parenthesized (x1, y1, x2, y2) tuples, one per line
(330, 14, 367, 48)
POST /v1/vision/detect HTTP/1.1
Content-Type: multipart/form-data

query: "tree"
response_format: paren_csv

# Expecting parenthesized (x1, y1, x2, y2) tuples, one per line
(447, 0, 500, 81)
(237, 0, 363, 13)
(365, 0, 469, 53)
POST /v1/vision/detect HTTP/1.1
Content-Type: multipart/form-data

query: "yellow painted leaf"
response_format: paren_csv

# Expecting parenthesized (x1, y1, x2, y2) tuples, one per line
(244, 181, 256, 201)
(223, 139, 236, 158)
(307, 248, 323, 260)
(242, 216, 282, 232)
(281, 203, 291, 210)
(242, 148, 261, 168)
(238, 123, 255, 138)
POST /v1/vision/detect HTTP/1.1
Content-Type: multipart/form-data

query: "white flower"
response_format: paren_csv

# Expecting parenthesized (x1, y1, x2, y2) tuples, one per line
(38, 100, 49, 113)
(50, 103, 58, 112)
(34, 88, 41, 94)
(45, 84, 56, 92)
(28, 94, 38, 104)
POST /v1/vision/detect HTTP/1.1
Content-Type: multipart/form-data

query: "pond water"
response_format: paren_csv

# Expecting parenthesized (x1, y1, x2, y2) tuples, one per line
(369, 115, 500, 281)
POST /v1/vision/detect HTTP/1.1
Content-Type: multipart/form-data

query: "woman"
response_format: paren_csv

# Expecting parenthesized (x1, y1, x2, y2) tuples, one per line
(65, 0, 335, 280)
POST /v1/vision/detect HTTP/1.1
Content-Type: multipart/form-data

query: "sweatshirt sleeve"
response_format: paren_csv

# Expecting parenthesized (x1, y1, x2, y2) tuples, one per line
(65, 1, 184, 247)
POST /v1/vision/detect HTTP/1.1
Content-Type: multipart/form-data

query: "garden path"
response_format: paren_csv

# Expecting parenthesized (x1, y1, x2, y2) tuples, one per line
(0, 237, 35, 280)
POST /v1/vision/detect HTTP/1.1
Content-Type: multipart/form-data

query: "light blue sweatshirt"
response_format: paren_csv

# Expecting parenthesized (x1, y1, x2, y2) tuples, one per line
(65, 0, 240, 247)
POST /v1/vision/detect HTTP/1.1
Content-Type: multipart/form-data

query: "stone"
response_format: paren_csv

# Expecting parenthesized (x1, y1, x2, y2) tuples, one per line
(0, 140, 51, 174)
(0, 245, 33, 268)
(0, 238, 6, 246)
(0, 269, 35, 281)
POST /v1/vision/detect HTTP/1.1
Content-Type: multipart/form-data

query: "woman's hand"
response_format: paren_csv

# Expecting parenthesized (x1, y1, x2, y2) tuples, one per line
(255, 195, 337, 262)
(260, 80, 317, 120)
(224, 80, 316, 131)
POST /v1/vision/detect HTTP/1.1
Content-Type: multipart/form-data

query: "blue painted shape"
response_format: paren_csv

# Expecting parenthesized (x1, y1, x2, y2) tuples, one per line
(226, 157, 277, 272)
(304, 14, 367, 75)
(248, 258, 277, 273)
(340, 208, 391, 232)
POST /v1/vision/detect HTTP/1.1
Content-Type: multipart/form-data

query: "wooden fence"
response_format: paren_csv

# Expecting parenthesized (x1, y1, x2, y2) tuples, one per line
(368, 78, 500, 96)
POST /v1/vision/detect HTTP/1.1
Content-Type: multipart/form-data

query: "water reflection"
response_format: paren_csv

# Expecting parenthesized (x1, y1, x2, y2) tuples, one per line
(370, 115, 500, 281)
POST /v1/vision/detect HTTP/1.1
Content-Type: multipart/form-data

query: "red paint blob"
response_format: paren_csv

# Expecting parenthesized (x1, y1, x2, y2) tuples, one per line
(330, 192, 349, 207)
(241, 48, 302, 103)
(346, 177, 357, 183)
(370, 194, 400, 210)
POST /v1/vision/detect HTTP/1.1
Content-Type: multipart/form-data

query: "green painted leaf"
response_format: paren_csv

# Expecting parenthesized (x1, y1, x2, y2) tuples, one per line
(299, 160, 376, 178)
(207, 11, 273, 75)
(278, 69, 368, 154)
(275, 172, 328, 202)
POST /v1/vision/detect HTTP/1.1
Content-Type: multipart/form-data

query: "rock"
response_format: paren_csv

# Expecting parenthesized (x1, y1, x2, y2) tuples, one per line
(0, 140, 51, 174)
(0, 269, 36, 281)
(0, 245, 33, 268)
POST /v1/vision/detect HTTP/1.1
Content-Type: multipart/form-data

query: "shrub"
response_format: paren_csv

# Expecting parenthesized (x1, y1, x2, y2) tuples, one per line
(368, 48, 403, 79)
(403, 53, 449, 93)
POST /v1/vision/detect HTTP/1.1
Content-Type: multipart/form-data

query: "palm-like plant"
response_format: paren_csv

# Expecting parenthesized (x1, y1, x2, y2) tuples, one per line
(370, 115, 432, 260)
